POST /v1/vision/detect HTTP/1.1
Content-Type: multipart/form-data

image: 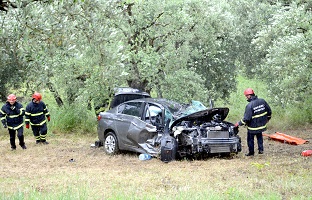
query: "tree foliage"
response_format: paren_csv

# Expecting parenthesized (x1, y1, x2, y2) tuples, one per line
(0, 0, 311, 115)
(252, 2, 312, 105)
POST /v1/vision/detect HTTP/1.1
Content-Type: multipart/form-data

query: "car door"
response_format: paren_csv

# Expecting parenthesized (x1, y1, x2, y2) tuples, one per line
(115, 101, 145, 148)
(125, 102, 161, 147)
(134, 103, 162, 142)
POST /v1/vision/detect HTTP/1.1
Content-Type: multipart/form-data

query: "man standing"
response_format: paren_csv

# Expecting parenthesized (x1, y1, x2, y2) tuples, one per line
(235, 88, 272, 156)
(0, 94, 27, 150)
(25, 92, 51, 144)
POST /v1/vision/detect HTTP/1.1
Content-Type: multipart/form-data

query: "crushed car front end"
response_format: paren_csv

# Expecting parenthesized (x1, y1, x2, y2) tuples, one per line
(163, 107, 242, 161)
(172, 120, 241, 158)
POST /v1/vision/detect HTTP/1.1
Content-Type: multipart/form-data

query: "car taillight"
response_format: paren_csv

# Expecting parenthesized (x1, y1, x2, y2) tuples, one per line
(97, 115, 101, 121)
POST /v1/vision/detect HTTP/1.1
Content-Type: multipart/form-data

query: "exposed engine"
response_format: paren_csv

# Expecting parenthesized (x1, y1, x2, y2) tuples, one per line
(170, 115, 241, 159)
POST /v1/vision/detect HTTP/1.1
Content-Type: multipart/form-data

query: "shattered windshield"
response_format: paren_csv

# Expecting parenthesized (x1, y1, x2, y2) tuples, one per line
(151, 99, 208, 124)
(163, 100, 207, 128)
(176, 100, 207, 118)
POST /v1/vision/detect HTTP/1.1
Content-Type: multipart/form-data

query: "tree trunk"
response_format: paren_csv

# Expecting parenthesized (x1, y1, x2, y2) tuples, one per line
(127, 78, 150, 94)
(46, 82, 64, 107)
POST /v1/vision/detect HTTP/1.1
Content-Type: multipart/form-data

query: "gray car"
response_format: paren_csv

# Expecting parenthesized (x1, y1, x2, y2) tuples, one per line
(97, 98, 241, 162)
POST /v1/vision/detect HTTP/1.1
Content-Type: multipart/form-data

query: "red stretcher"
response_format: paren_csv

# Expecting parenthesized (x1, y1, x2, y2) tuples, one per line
(263, 132, 309, 145)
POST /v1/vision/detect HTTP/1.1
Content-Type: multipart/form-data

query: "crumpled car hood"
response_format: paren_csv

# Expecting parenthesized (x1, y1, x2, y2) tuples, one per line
(170, 107, 230, 129)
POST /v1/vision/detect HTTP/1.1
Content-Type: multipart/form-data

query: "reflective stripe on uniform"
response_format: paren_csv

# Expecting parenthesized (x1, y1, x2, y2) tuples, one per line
(7, 114, 20, 118)
(19, 108, 25, 115)
(252, 112, 268, 119)
(8, 123, 24, 130)
(30, 120, 47, 126)
(29, 112, 44, 116)
(247, 125, 267, 131)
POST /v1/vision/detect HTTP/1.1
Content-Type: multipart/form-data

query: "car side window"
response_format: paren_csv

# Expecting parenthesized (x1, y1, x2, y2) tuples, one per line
(117, 104, 125, 113)
(145, 104, 162, 125)
(164, 109, 173, 126)
(145, 105, 161, 118)
(118, 102, 142, 117)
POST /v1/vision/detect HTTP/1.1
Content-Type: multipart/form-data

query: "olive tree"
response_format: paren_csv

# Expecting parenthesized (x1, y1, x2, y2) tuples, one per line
(252, 2, 312, 105)
(1, 0, 263, 108)
(0, 8, 28, 101)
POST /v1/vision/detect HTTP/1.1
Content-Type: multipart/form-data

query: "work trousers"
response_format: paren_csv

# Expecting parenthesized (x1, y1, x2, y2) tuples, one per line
(9, 127, 25, 149)
(31, 123, 48, 143)
(247, 131, 264, 154)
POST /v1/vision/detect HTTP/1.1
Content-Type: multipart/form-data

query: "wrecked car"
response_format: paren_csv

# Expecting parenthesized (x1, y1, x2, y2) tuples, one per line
(97, 98, 241, 162)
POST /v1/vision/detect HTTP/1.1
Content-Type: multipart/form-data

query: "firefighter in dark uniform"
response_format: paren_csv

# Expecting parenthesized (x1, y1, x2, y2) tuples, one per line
(0, 94, 27, 150)
(25, 92, 51, 144)
(235, 88, 272, 156)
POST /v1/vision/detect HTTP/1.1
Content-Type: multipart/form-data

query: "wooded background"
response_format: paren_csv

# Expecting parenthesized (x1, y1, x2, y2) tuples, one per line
(1, 0, 311, 124)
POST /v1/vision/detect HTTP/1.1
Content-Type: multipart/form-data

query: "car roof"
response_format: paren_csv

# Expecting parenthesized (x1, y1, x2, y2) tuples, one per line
(114, 87, 150, 96)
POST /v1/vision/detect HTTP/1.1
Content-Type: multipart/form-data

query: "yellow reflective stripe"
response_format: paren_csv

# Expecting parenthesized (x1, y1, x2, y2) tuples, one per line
(8, 123, 24, 130)
(30, 120, 47, 126)
(45, 112, 50, 115)
(25, 119, 30, 122)
(25, 112, 44, 116)
(19, 108, 25, 115)
(247, 125, 267, 131)
(0, 117, 5, 120)
(252, 112, 268, 119)
(7, 115, 20, 118)
(0, 110, 5, 114)
(240, 119, 246, 125)
(31, 112, 44, 116)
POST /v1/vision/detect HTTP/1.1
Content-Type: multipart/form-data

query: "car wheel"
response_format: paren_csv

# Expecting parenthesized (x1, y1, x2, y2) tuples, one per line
(103, 132, 119, 155)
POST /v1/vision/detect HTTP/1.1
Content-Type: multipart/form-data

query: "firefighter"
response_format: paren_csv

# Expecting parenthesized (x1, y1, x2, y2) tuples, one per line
(25, 92, 51, 144)
(235, 88, 272, 156)
(0, 94, 27, 150)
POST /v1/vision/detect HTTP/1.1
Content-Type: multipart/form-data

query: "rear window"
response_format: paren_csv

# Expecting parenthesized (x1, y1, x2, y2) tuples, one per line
(110, 94, 150, 109)
(118, 102, 143, 117)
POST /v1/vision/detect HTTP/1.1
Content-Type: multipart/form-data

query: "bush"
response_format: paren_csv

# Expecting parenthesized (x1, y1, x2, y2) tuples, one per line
(49, 104, 97, 134)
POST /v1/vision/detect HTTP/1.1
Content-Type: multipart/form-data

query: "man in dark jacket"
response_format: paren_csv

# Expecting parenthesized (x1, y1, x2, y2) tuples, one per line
(25, 92, 51, 144)
(235, 88, 272, 156)
(0, 94, 27, 150)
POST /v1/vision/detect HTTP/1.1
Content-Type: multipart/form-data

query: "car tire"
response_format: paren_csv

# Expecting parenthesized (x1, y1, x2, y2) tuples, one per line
(103, 132, 119, 155)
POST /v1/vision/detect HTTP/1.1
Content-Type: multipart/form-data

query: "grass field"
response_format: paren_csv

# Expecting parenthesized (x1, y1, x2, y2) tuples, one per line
(0, 127, 311, 200)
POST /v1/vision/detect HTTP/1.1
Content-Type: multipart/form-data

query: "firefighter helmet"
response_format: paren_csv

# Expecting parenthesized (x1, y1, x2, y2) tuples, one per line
(7, 94, 17, 102)
(244, 88, 254, 96)
(32, 92, 42, 101)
